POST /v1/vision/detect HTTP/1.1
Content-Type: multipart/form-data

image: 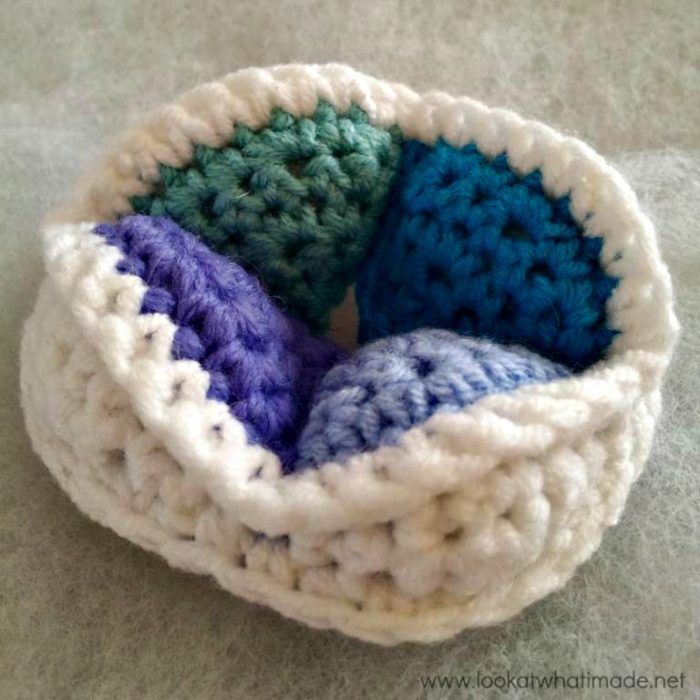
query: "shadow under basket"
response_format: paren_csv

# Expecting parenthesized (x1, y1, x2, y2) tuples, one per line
(21, 64, 678, 645)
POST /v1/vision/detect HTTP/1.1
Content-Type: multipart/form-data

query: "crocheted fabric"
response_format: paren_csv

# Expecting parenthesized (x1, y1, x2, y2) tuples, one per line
(22, 65, 678, 646)
(94, 216, 568, 473)
(356, 139, 619, 370)
(296, 329, 570, 468)
(131, 102, 402, 333)
(95, 215, 347, 471)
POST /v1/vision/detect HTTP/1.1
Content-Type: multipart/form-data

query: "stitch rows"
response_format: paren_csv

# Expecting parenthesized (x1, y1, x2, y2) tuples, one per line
(296, 328, 569, 468)
(23, 65, 677, 644)
(40, 220, 655, 535)
(131, 102, 402, 332)
(96, 215, 346, 472)
(22, 284, 624, 643)
(357, 140, 619, 370)
(98, 216, 571, 472)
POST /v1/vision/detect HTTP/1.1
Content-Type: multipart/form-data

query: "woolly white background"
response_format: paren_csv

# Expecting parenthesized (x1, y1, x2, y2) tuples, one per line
(1, 1, 698, 698)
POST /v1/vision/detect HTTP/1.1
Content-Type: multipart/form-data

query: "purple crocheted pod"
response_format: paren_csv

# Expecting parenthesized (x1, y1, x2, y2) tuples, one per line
(95, 215, 348, 472)
(295, 329, 570, 469)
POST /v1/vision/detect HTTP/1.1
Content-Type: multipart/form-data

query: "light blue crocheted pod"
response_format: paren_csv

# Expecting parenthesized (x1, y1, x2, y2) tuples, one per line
(296, 329, 570, 468)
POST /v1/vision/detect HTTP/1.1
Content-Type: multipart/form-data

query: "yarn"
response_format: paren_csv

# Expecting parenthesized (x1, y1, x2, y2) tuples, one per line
(94, 216, 568, 474)
(356, 139, 619, 370)
(296, 329, 570, 468)
(95, 215, 347, 472)
(131, 102, 402, 333)
(25, 65, 677, 645)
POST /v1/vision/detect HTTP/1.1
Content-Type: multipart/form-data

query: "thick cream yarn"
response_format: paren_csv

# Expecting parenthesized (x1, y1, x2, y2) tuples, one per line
(20, 64, 678, 644)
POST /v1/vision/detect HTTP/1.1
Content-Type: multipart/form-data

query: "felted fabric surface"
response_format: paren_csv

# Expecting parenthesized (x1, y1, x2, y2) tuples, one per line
(1, 2, 698, 699)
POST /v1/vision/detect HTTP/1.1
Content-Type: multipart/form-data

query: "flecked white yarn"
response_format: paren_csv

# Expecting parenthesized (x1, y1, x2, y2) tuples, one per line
(20, 64, 678, 645)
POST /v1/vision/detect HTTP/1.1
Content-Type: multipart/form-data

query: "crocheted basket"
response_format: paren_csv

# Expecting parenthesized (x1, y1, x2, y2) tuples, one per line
(20, 64, 678, 645)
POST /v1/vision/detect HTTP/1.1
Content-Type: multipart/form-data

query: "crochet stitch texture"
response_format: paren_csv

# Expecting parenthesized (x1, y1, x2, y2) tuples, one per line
(296, 329, 570, 468)
(131, 102, 402, 332)
(96, 216, 568, 473)
(95, 215, 346, 472)
(357, 140, 619, 369)
(21, 65, 678, 645)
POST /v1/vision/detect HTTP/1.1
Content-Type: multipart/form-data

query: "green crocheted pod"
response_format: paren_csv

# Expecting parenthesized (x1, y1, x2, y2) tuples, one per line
(131, 102, 402, 332)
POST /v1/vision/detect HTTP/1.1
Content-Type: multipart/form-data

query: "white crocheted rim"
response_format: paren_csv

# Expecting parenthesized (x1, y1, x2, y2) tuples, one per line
(20, 275, 662, 644)
(40, 64, 677, 536)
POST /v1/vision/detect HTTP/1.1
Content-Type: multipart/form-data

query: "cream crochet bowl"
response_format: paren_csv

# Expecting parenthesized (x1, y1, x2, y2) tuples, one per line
(20, 64, 678, 644)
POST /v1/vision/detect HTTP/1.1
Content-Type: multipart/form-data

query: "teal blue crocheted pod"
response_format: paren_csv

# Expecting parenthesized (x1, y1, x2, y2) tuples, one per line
(355, 139, 619, 370)
(132, 102, 402, 333)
